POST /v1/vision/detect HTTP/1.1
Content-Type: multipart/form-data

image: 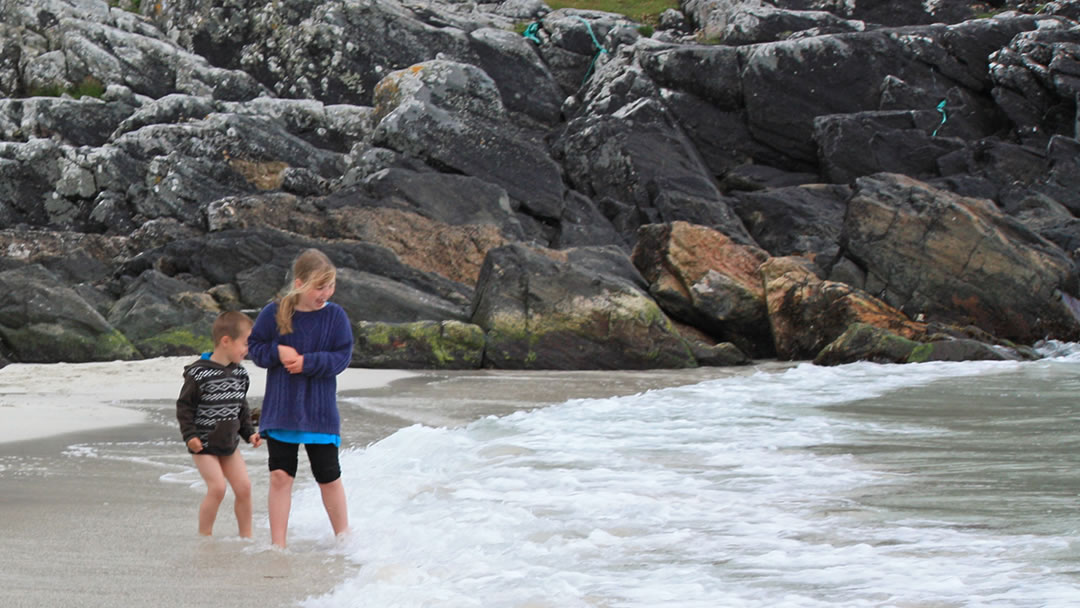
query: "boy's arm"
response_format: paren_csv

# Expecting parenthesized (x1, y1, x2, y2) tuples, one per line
(299, 306, 354, 377)
(247, 305, 281, 369)
(175, 375, 201, 442)
(237, 390, 255, 442)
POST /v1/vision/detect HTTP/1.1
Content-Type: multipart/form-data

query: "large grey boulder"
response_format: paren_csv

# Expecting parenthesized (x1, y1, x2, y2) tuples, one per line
(469, 243, 697, 369)
(842, 173, 1080, 343)
(371, 59, 566, 220)
(0, 263, 138, 362)
(107, 269, 219, 357)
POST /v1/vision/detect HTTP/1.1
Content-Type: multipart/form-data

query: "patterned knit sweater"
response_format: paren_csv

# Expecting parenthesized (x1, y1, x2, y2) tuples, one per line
(176, 359, 254, 453)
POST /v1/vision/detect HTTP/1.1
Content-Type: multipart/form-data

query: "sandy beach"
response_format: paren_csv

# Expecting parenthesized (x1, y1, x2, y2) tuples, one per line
(0, 357, 729, 607)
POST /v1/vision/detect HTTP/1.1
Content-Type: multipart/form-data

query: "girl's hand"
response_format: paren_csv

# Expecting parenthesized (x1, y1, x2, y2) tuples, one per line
(187, 437, 204, 453)
(250, 433, 262, 448)
(278, 345, 303, 373)
(284, 354, 304, 374)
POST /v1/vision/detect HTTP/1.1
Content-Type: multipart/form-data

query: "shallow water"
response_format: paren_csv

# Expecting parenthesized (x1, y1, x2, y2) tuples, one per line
(7, 350, 1080, 607)
(293, 351, 1080, 607)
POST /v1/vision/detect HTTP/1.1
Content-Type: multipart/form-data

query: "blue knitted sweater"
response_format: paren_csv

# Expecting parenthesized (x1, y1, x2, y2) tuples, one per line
(248, 301, 354, 435)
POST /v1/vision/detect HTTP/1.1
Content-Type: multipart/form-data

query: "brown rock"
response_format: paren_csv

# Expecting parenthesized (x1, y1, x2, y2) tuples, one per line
(633, 221, 772, 356)
(761, 256, 926, 360)
(206, 194, 508, 285)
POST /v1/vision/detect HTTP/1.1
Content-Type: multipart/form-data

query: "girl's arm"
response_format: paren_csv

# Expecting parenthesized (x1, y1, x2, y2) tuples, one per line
(301, 305, 354, 377)
(247, 304, 281, 369)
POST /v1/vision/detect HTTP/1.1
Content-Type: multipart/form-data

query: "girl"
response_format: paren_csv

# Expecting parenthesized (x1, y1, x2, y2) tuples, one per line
(248, 249, 354, 548)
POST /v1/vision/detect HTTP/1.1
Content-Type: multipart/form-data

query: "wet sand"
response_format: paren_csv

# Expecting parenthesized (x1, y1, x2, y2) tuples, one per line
(0, 358, 742, 607)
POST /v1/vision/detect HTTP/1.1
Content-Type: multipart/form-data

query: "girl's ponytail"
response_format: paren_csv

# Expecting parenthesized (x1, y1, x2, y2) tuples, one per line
(275, 248, 336, 335)
(275, 290, 300, 335)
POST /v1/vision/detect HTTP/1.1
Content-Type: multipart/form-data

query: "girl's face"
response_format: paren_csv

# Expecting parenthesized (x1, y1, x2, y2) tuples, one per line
(295, 277, 335, 311)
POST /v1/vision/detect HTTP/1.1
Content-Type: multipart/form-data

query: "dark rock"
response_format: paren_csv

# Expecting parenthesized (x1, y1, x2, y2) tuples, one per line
(814, 110, 968, 184)
(364, 168, 525, 240)
(0, 96, 136, 146)
(334, 267, 469, 323)
(371, 60, 565, 221)
(740, 17, 1046, 166)
(557, 95, 753, 246)
(469, 27, 564, 123)
(352, 320, 485, 369)
(0, 264, 138, 363)
(470, 243, 696, 369)
(685, 337, 752, 366)
(155, 0, 481, 106)
(731, 183, 849, 267)
(989, 23, 1080, 139)
(0, 228, 129, 283)
(906, 338, 1019, 362)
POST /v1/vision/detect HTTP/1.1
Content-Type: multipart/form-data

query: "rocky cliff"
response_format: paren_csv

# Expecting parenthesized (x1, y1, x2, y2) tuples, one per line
(1, 0, 1078, 369)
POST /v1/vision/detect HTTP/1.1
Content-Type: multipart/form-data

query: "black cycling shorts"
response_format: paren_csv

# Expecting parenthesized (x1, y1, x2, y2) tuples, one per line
(265, 436, 342, 484)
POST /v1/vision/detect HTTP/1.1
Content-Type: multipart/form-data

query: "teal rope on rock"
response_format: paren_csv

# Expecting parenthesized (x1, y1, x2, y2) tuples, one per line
(575, 16, 609, 85)
(932, 99, 948, 137)
(523, 21, 542, 45)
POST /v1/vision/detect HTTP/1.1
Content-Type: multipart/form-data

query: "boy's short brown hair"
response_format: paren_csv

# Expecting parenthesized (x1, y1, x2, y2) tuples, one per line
(212, 311, 254, 345)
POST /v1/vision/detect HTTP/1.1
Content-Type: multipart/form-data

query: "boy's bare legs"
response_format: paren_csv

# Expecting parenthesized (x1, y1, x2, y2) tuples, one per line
(192, 454, 227, 536)
(268, 469, 294, 548)
(219, 451, 253, 538)
(319, 478, 349, 537)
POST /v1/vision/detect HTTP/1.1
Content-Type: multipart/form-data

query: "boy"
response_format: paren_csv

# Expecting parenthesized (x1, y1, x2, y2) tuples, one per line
(176, 311, 262, 538)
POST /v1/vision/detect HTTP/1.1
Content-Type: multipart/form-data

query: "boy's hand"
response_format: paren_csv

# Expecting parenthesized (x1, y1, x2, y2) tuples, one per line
(250, 433, 262, 448)
(278, 345, 303, 373)
(187, 437, 204, 453)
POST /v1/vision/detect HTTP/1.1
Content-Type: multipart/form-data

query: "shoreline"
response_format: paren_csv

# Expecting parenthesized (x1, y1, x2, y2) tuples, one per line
(0, 356, 419, 446)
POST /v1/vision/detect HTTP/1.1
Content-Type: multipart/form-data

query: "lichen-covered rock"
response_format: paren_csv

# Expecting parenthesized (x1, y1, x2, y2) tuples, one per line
(352, 320, 484, 369)
(106, 269, 219, 357)
(0, 263, 139, 363)
(814, 322, 922, 366)
(761, 255, 927, 360)
(470, 243, 696, 369)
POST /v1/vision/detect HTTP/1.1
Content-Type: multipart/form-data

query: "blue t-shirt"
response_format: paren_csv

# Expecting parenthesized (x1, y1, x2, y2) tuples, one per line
(263, 429, 340, 446)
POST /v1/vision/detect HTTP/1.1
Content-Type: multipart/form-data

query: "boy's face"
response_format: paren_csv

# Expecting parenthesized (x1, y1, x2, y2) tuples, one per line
(221, 328, 251, 364)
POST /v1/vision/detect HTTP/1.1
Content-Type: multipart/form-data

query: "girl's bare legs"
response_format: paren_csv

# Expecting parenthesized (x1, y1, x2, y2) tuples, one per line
(219, 451, 253, 538)
(192, 454, 227, 536)
(268, 469, 294, 548)
(319, 478, 349, 537)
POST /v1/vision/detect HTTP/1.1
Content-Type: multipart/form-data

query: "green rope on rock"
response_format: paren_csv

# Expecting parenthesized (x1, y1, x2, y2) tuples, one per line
(932, 99, 948, 137)
(575, 16, 609, 86)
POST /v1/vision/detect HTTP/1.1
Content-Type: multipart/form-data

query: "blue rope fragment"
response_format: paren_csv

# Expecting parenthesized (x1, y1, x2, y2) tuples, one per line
(932, 99, 947, 137)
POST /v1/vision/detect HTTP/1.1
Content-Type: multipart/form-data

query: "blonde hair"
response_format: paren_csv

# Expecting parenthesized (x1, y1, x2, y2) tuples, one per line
(212, 311, 253, 345)
(275, 248, 337, 335)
